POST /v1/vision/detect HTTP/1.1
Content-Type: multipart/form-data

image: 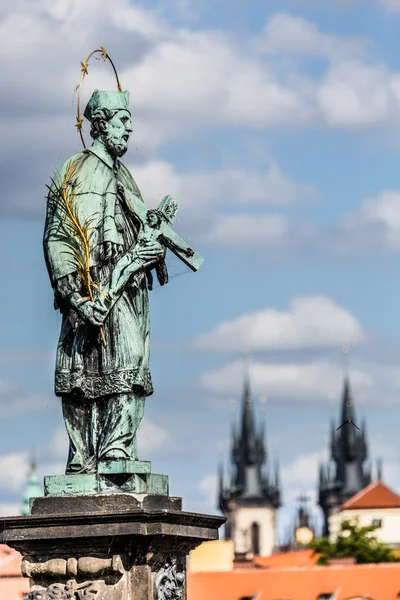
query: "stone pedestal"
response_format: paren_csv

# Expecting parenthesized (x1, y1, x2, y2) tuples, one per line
(0, 493, 225, 600)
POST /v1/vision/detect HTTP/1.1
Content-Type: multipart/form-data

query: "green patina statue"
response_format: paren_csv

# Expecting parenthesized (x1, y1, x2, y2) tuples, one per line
(43, 53, 202, 479)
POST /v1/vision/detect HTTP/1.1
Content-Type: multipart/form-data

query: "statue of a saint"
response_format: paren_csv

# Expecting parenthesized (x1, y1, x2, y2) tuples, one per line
(43, 88, 169, 474)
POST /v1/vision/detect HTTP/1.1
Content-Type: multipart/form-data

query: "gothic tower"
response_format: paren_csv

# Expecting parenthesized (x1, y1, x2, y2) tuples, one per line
(218, 365, 280, 559)
(318, 376, 371, 537)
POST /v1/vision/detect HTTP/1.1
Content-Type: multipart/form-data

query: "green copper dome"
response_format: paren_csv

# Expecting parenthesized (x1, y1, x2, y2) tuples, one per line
(20, 461, 43, 516)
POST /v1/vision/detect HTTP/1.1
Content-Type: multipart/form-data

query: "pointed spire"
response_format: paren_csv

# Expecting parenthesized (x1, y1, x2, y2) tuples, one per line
(361, 417, 368, 460)
(274, 458, 280, 490)
(219, 348, 280, 511)
(319, 350, 372, 536)
(330, 418, 338, 461)
(218, 461, 224, 495)
(377, 458, 383, 481)
(263, 462, 270, 489)
(318, 461, 325, 485)
(341, 376, 355, 423)
(239, 349, 257, 465)
(342, 345, 350, 375)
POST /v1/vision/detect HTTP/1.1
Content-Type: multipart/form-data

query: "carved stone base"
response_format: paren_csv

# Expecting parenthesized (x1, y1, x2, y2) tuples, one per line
(44, 472, 169, 496)
(44, 460, 169, 497)
(0, 494, 225, 600)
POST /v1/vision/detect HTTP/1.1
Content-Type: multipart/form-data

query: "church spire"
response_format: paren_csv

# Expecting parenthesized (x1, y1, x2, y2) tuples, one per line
(318, 351, 374, 536)
(377, 458, 383, 481)
(218, 351, 281, 558)
(219, 350, 280, 505)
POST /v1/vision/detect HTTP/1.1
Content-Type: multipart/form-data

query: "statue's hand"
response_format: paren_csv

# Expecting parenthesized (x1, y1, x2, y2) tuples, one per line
(108, 242, 166, 298)
(135, 240, 166, 265)
(71, 297, 108, 327)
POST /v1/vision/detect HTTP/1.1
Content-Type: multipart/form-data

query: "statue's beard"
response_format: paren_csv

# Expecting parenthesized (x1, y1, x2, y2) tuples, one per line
(103, 132, 129, 158)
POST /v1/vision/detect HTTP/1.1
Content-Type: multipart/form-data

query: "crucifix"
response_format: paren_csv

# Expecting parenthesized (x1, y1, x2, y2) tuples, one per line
(106, 190, 203, 302)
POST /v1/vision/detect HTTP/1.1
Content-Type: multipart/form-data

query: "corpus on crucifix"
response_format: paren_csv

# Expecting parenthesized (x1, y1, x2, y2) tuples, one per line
(43, 48, 203, 475)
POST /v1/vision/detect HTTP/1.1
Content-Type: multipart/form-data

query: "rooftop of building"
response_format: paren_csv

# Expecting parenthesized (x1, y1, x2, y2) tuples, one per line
(188, 562, 400, 600)
(253, 549, 318, 568)
(342, 480, 400, 510)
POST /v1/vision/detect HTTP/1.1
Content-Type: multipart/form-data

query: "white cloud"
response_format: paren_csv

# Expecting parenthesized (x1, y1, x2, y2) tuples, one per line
(45, 427, 69, 461)
(282, 451, 323, 489)
(199, 474, 219, 506)
(198, 186, 400, 257)
(188, 473, 220, 515)
(137, 417, 170, 454)
(131, 158, 318, 212)
(120, 27, 315, 130)
(0, 503, 19, 517)
(2, 3, 399, 149)
(0, 451, 29, 492)
(379, 0, 400, 10)
(192, 296, 366, 352)
(0, 381, 54, 418)
(253, 12, 367, 60)
(340, 190, 400, 252)
(318, 61, 400, 129)
(198, 357, 373, 400)
(202, 212, 292, 247)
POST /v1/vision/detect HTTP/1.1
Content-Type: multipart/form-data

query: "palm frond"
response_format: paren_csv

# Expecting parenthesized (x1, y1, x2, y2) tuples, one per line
(48, 160, 107, 347)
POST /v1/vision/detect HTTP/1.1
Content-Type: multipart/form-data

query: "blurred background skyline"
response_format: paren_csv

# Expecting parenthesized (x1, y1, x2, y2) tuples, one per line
(1, 0, 400, 541)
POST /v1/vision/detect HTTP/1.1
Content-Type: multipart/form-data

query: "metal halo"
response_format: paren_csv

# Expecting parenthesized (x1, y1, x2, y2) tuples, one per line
(75, 47, 123, 149)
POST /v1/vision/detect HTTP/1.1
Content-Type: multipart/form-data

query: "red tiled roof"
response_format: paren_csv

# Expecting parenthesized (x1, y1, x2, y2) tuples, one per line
(254, 550, 318, 568)
(342, 481, 400, 509)
(188, 563, 400, 600)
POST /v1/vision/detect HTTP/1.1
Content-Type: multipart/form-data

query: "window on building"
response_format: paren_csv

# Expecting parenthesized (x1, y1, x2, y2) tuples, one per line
(317, 594, 334, 600)
(251, 522, 260, 556)
(372, 519, 382, 528)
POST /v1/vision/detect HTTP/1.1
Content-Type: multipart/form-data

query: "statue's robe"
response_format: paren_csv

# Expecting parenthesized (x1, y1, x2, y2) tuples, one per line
(43, 141, 153, 402)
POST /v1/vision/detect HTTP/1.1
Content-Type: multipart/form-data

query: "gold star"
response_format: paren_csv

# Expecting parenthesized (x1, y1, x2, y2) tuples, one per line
(100, 46, 107, 60)
(75, 116, 83, 131)
(80, 60, 89, 75)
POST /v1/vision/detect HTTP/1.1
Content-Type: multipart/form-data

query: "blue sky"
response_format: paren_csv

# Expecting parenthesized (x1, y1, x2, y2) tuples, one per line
(2, 0, 400, 541)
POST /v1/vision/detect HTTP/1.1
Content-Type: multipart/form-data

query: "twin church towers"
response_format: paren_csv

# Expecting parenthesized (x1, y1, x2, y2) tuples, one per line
(217, 355, 377, 558)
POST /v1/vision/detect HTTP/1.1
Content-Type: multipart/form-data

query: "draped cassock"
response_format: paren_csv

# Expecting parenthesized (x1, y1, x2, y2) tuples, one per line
(43, 140, 152, 472)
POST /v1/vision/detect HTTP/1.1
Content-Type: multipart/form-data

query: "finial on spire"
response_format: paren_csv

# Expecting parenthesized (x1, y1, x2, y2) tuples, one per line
(377, 458, 383, 481)
(341, 346, 350, 380)
(241, 348, 252, 411)
(29, 447, 37, 472)
(242, 347, 250, 381)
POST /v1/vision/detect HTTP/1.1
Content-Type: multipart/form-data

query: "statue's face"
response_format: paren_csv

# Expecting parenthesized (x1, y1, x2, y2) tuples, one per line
(103, 109, 133, 158)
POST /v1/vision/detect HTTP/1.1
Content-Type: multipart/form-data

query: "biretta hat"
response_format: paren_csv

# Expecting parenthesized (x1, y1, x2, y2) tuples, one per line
(84, 89, 130, 122)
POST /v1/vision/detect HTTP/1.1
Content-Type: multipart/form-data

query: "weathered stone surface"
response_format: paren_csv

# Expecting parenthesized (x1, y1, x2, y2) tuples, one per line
(31, 494, 182, 515)
(1, 497, 225, 600)
(44, 472, 169, 497)
(97, 459, 151, 475)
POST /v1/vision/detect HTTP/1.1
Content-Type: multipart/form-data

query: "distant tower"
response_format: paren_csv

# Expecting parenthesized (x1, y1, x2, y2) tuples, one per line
(318, 376, 371, 536)
(218, 354, 280, 559)
(289, 494, 315, 550)
(20, 457, 43, 516)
